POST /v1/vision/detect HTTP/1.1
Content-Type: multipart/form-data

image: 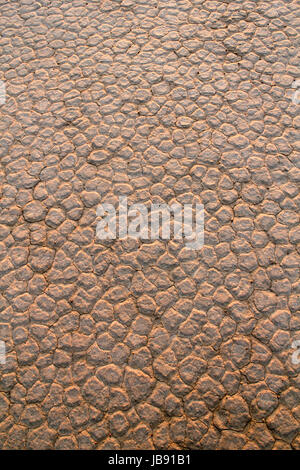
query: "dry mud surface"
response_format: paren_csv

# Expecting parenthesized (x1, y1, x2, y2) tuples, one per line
(0, 0, 300, 450)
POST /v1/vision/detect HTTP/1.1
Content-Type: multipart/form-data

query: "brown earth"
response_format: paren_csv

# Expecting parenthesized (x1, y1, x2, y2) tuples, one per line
(0, 0, 299, 450)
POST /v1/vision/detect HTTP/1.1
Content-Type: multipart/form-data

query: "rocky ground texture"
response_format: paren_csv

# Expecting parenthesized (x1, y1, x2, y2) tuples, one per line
(0, 0, 300, 450)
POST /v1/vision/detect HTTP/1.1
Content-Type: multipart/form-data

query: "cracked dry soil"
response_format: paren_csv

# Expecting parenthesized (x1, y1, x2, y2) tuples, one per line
(0, 0, 300, 451)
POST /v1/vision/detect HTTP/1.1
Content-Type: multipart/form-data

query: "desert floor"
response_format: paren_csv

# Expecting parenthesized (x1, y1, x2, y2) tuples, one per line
(0, 0, 299, 450)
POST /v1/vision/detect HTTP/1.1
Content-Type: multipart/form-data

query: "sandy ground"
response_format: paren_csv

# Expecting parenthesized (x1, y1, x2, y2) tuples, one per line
(0, 0, 299, 450)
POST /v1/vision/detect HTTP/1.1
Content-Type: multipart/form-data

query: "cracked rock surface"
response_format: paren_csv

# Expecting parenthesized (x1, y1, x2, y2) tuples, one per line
(0, 0, 300, 450)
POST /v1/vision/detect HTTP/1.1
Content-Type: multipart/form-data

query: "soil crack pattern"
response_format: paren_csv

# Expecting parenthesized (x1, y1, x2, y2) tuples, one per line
(0, 0, 299, 450)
